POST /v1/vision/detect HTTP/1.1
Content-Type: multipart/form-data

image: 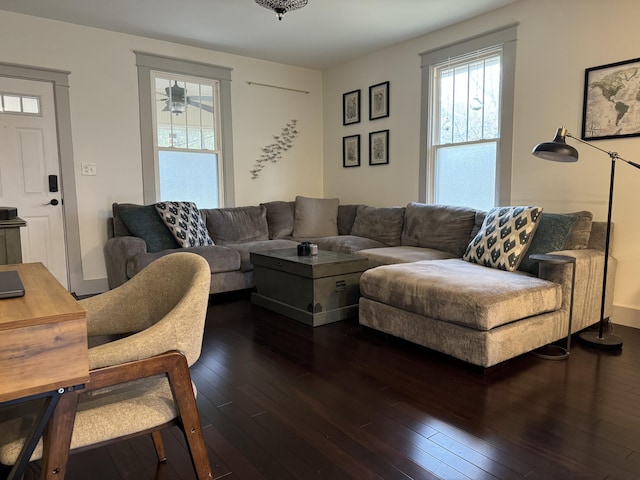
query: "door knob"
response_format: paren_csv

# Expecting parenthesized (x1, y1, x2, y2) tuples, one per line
(47, 199, 59, 206)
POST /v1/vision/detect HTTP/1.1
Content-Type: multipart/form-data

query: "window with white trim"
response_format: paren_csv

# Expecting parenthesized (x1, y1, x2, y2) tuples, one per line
(152, 73, 222, 208)
(419, 24, 518, 210)
(136, 52, 235, 208)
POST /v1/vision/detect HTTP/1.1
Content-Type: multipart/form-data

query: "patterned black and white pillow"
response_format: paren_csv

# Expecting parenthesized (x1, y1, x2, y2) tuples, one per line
(463, 206, 542, 271)
(154, 201, 214, 248)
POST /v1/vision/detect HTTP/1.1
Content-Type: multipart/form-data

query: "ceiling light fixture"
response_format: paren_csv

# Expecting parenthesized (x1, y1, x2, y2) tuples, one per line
(165, 81, 186, 115)
(255, 0, 308, 21)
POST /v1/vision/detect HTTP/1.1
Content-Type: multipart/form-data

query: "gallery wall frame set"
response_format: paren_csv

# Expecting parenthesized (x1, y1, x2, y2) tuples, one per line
(581, 56, 640, 141)
(342, 81, 390, 167)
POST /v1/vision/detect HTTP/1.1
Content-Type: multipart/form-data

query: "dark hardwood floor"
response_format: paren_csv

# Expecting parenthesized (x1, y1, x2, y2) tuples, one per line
(15, 292, 640, 479)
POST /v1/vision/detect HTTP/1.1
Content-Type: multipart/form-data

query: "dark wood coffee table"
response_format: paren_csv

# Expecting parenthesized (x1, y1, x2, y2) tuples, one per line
(250, 248, 368, 327)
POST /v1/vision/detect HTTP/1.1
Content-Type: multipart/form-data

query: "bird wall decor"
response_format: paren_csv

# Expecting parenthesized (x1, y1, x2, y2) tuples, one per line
(250, 119, 299, 179)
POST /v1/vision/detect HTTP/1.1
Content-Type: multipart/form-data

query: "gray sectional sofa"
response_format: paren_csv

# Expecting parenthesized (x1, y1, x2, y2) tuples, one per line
(104, 196, 613, 368)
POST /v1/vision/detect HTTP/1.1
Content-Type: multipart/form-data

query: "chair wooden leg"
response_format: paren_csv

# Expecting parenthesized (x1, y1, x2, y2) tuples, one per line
(166, 354, 212, 480)
(41, 389, 80, 480)
(151, 431, 167, 463)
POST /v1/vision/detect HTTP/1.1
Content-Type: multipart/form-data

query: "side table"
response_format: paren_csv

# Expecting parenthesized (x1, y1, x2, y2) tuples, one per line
(530, 253, 576, 360)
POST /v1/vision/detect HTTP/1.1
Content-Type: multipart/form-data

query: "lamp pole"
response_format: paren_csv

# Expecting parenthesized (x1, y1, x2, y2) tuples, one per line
(578, 149, 621, 347)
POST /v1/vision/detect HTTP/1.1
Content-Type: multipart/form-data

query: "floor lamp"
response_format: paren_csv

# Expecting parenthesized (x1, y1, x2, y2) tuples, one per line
(532, 127, 640, 349)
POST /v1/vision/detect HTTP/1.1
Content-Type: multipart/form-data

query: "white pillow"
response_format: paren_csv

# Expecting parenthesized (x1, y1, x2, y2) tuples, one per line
(292, 196, 339, 238)
(155, 201, 214, 248)
(463, 206, 542, 271)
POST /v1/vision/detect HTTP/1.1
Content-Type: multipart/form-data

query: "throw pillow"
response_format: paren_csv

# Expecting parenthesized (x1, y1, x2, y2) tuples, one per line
(350, 206, 405, 246)
(463, 206, 543, 271)
(112, 202, 144, 237)
(119, 205, 180, 253)
(261, 201, 295, 239)
(292, 196, 339, 238)
(517, 213, 578, 274)
(154, 201, 214, 248)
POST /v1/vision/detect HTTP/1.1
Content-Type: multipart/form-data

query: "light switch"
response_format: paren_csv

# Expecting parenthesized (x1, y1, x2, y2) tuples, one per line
(81, 163, 97, 176)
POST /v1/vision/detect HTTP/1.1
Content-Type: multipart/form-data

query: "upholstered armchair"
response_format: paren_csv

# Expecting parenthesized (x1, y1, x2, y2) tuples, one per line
(0, 252, 212, 479)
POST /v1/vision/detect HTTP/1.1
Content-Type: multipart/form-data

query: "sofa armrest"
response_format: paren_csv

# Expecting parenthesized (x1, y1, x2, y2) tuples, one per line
(536, 248, 615, 333)
(104, 236, 148, 289)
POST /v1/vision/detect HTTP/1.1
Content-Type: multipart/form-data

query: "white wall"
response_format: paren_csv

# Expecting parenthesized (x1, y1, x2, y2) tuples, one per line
(0, 11, 323, 285)
(323, 0, 640, 324)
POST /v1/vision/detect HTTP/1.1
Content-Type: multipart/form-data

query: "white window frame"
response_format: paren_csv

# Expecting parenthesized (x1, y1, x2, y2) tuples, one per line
(135, 52, 235, 206)
(419, 24, 518, 207)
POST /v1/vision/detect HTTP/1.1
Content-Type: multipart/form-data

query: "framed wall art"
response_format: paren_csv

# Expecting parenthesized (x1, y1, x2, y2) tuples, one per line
(369, 81, 389, 120)
(369, 130, 389, 165)
(342, 134, 361, 167)
(343, 89, 361, 125)
(582, 57, 640, 140)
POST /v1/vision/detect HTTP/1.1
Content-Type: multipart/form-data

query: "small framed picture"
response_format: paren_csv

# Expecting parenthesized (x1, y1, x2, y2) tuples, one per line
(343, 89, 361, 125)
(369, 81, 389, 120)
(343, 135, 360, 167)
(582, 57, 640, 140)
(369, 130, 389, 165)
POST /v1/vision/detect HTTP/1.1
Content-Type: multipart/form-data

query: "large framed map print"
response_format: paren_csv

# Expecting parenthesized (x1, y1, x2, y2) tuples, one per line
(582, 57, 640, 140)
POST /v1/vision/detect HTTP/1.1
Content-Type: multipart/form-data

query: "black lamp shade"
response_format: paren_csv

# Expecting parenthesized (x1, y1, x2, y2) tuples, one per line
(531, 128, 579, 163)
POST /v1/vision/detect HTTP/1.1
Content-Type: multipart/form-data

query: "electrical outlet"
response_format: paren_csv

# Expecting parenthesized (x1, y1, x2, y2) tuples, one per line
(81, 163, 97, 176)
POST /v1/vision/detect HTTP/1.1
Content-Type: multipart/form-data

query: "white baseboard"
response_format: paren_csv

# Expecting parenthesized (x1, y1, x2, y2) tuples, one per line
(612, 305, 640, 330)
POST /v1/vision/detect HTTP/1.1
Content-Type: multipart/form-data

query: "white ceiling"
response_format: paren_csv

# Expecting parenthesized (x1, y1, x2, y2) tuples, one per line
(0, 0, 518, 70)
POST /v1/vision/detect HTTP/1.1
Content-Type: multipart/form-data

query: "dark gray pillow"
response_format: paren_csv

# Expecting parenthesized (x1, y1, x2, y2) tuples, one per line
(204, 205, 269, 244)
(350, 206, 405, 246)
(261, 201, 295, 239)
(112, 202, 144, 237)
(338, 204, 362, 235)
(401, 202, 477, 256)
(119, 205, 180, 253)
(518, 213, 578, 274)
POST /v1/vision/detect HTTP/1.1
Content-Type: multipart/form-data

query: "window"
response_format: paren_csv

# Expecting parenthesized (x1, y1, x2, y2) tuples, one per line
(152, 73, 221, 208)
(419, 24, 518, 210)
(136, 52, 235, 208)
(0, 92, 40, 115)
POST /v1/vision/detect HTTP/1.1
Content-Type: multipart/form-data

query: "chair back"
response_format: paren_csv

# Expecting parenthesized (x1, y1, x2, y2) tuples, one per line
(82, 252, 211, 369)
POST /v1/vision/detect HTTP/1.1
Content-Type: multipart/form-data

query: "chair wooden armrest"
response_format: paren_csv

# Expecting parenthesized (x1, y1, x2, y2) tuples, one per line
(41, 351, 212, 480)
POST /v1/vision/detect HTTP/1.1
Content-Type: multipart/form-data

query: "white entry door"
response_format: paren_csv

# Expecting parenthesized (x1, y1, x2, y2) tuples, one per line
(0, 77, 68, 288)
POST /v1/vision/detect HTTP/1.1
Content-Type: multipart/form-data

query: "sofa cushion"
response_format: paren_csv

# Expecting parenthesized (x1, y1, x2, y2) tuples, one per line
(126, 245, 241, 279)
(227, 239, 298, 271)
(155, 202, 214, 248)
(337, 204, 362, 235)
(359, 258, 562, 331)
(119, 205, 180, 253)
(463, 206, 542, 271)
(261, 201, 295, 239)
(401, 203, 477, 256)
(292, 196, 339, 238)
(204, 206, 269, 244)
(356, 246, 457, 268)
(518, 213, 578, 274)
(565, 211, 593, 249)
(350, 206, 405, 246)
(309, 235, 387, 254)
